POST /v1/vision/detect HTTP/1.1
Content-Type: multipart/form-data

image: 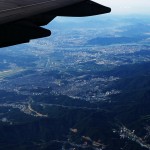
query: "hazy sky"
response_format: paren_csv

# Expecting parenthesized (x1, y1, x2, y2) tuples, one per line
(94, 0, 150, 15)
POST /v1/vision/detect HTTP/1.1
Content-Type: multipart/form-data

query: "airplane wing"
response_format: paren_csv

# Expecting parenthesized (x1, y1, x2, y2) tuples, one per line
(0, 0, 111, 48)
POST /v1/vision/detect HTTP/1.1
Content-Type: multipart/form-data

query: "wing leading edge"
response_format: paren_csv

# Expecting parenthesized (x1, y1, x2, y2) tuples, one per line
(0, 0, 111, 48)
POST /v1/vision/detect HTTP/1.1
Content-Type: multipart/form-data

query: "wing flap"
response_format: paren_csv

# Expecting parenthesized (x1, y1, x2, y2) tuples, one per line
(51, 1, 111, 17)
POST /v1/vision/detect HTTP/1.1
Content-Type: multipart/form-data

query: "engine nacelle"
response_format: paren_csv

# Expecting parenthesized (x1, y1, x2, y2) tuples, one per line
(0, 22, 51, 48)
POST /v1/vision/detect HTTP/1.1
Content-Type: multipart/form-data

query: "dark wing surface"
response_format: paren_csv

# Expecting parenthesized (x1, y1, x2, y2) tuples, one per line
(0, 0, 111, 48)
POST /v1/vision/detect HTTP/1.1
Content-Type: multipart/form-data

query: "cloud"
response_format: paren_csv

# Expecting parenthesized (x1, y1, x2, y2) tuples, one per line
(93, 0, 150, 14)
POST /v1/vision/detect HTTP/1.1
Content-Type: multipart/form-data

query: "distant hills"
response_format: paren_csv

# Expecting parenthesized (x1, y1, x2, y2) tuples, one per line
(88, 36, 145, 45)
(0, 16, 150, 150)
